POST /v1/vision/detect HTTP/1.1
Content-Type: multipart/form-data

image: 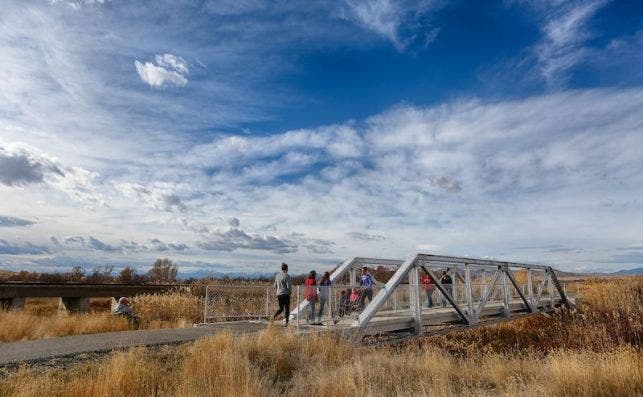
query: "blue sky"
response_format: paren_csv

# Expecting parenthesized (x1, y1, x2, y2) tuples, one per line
(0, 0, 642, 275)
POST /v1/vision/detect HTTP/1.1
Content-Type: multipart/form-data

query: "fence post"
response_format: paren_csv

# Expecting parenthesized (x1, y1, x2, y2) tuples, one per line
(203, 285, 209, 324)
(265, 287, 269, 319)
(502, 270, 509, 317)
(296, 286, 300, 330)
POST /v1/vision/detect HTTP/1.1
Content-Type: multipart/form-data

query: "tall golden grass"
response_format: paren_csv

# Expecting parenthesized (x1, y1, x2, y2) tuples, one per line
(0, 292, 203, 342)
(0, 276, 641, 396)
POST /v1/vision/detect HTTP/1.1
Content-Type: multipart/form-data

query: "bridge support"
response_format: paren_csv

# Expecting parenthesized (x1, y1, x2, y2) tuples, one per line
(0, 297, 25, 310)
(59, 297, 90, 313)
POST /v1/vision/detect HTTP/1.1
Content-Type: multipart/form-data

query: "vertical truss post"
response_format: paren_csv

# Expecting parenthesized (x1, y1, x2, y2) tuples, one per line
(482, 269, 488, 299)
(502, 269, 509, 317)
(452, 268, 458, 303)
(547, 274, 554, 308)
(350, 268, 356, 286)
(265, 287, 270, 318)
(409, 266, 422, 335)
(464, 264, 473, 319)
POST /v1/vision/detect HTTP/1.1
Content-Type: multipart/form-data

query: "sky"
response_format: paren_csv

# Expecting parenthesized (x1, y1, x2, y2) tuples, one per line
(0, 0, 642, 275)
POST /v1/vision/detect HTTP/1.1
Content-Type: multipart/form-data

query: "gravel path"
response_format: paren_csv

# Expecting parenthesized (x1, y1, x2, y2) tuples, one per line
(0, 322, 267, 366)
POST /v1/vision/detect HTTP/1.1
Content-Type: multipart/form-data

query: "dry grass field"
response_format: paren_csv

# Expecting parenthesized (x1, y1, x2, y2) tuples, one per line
(0, 293, 203, 342)
(0, 276, 641, 396)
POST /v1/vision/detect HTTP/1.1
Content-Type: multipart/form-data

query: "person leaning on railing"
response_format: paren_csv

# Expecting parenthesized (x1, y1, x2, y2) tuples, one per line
(113, 297, 140, 329)
(273, 262, 292, 327)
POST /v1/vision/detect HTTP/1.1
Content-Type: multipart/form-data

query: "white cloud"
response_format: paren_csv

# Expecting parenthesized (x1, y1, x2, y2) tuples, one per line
(135, 53, 189, 88)
(341, 0, 438, 50)
(528, 0, 608, 85)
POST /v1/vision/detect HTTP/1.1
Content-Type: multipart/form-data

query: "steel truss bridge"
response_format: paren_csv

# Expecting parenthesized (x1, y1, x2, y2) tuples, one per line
(203, 252, 575, 341)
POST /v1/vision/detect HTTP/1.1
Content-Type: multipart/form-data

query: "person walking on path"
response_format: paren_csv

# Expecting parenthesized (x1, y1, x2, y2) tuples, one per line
(421, 273, 436, 308)
(440, 270, 453, 307)
(359, 266, 374, 309)
(317, 271, 331, 323)
(273, 262, 292, 327)
(304, 270, 318, 323)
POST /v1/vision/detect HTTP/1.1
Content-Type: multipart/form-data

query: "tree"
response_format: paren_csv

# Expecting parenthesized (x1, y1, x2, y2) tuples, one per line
(148, 258, 178, 283)
(69, 266, 85, 282)
(118, 266, 136, 284)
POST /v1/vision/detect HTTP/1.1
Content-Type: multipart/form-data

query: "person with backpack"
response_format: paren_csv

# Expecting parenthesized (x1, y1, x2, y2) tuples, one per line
(304, 270, 318, 323)
(316, 271, 332, 324)
(440, 270, 453, 307)
(273, 262, 292, 327)
(421, 273, 436, 308)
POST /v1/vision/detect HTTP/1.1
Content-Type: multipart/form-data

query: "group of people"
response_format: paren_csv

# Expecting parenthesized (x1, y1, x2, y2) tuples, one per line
(421, 270, 453, 308)
(272, 263, 375, 327)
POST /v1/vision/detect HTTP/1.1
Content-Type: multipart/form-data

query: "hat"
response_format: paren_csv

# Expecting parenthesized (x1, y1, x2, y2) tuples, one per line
(310, 270, 317, 277)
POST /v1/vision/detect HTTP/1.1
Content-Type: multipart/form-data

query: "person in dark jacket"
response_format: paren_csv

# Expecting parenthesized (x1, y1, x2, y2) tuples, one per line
(440, 270, 453, 307)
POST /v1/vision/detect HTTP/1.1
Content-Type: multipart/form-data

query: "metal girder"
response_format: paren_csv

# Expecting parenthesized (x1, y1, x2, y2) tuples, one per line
(414, 253, 553, 271)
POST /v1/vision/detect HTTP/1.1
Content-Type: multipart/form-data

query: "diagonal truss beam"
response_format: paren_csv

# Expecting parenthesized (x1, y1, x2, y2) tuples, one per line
(503, 266, 537, 312)
(475, 267, 501, 321)
(422, 266, 470, 324)
(533, 272, 549, 308)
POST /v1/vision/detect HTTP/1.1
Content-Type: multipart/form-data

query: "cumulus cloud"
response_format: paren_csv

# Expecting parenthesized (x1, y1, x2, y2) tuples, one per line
(0, 240, 51, 255)
(0, 145, 64, 186)
(0, 216, 34, 227)
(117, 183, 187, 212)
(198, 229, 297, 254)
(135, 53, 189, 88)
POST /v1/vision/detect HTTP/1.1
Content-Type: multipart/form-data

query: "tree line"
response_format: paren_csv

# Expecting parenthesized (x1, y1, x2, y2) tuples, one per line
(0, 258, 178, 284)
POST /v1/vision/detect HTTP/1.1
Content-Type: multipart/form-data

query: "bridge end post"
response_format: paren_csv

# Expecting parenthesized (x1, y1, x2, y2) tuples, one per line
(59, 297, 90, 313)
(409, 266, 422, 335)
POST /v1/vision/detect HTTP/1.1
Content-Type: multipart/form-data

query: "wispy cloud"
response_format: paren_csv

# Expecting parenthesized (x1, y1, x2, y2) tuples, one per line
(512, 0, 609, 86)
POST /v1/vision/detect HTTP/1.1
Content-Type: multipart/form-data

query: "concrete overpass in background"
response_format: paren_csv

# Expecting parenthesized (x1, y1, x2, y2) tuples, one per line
(0, 283, 179, 312)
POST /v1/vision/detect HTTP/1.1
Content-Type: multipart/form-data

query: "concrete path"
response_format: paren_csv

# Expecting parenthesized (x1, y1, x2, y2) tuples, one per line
(0, 322, 267, 366)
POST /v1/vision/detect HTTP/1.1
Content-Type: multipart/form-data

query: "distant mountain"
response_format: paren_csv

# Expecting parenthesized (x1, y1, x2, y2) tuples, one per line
(612, 268, 643, 275)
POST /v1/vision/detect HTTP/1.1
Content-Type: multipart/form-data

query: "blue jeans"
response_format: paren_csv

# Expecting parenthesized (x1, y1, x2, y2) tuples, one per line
(441, 285, 453, 307)
(317, 297, 327, 320)
(308, 299, 316, 321)
(426, 289, 434, 307)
